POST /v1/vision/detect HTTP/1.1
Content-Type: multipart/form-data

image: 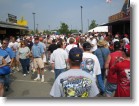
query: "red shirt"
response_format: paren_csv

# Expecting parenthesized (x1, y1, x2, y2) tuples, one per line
(112, 60, 130, 97)
(107, 51, 123, 83)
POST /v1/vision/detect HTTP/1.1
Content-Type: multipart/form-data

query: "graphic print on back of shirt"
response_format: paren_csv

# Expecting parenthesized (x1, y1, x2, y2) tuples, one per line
(81, 58, 94, 73)
(60, 76, 92, 97)
(125, 69, 130, 81)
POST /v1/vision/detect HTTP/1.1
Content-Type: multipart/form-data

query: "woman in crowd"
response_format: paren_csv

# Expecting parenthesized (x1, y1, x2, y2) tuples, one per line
(18, 41, 30, 77)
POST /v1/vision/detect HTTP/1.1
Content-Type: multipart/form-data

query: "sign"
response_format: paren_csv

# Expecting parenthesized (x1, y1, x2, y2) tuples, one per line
(17, 17, 28, 26)
(8, 13, 17, 23)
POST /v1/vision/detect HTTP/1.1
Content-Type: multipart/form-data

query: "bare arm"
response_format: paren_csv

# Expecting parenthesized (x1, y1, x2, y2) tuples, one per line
(105, 54, 111, 69)
(0, 58, 7, 68)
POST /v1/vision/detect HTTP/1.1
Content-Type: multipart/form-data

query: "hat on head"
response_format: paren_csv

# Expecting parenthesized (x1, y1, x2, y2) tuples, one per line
(97, 40, 107, 47)
(124, 34, 128, 37)
(69, 47, 83, 62)
(124, 44, 130, 55)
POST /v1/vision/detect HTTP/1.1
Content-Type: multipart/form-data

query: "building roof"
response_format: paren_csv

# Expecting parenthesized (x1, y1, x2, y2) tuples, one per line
(0, 21, 28, 30)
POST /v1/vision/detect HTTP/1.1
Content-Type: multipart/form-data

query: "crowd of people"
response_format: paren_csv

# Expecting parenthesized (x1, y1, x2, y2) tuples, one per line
(0, 31, 130, 97)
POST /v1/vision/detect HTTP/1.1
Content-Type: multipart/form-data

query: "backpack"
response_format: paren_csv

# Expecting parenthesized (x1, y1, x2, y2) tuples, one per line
(81, 58, 95, 74)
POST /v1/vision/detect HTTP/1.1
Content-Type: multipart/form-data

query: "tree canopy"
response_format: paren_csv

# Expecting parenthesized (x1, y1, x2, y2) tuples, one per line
(89, 20, 98, 30)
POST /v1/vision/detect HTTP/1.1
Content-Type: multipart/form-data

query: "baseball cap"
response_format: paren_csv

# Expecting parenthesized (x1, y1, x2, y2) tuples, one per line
(124, 34, 128, 37)
(69, 47, 83, 62)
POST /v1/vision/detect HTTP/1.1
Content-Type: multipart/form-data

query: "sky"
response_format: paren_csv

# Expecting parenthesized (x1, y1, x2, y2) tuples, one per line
(0, 0, 125, 33)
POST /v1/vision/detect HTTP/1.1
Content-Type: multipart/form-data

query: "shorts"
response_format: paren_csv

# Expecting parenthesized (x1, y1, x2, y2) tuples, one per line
(105, 81, 117, 96)
(33, 58, 44, 69)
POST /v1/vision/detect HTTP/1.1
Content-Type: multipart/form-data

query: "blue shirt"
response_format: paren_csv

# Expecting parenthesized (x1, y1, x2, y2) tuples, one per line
(0, 47, 15, 59)
(32, 42, 44, 57)
(94, 48, 110, 69)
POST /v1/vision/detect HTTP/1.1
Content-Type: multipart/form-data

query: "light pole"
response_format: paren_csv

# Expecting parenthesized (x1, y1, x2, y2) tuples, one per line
(32, 12, 36, 34)
(80, 6, 83, 33)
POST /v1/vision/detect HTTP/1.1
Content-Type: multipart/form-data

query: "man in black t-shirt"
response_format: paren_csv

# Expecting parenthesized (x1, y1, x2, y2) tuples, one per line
(47, 39, 57, 54)
(47, 39, 57, 72)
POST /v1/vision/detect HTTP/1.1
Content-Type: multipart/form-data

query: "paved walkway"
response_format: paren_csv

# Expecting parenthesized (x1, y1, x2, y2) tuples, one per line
(5, 65, 55, 98)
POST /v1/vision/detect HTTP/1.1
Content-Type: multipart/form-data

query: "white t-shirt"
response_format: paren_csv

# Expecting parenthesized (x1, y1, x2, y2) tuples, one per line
(91, 38, 97, 52)
(65, 44, 77, 54)
(18, 47, 30, 59)
(82, 52, 101, 80)
(123, 37, 129, 45)
(50, 69, 99, 97)
(50, 48, 68, 69)
(112, 38, 119, 44)
(8, 42, 19, 52)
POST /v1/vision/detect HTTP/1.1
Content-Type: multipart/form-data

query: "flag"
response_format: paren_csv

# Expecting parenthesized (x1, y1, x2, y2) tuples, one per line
(106, 0, 112, 3)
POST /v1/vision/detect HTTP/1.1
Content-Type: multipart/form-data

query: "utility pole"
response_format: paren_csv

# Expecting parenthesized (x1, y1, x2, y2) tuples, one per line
(32, 12, 36, 34)
(80, 6, 83, 33)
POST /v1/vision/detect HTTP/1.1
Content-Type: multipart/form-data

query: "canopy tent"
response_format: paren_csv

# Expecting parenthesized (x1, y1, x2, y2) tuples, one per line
(88, 26, 108, 33)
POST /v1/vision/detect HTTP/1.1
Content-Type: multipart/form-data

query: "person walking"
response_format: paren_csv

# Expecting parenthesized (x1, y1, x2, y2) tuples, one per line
(94, 40, 110, 81)
(105, 41, 123, 97)
(31, 37, 45, 82)
(50, 47, 99, 97)
(0, 56, 11, 96)
(18, 41, 30, 77)
(47, 39, 57, 72)
(50, 41, 68, 79)
(111, 44, 130, 97)
(0, 39, 14, 91)
(81, 42, 105, 95)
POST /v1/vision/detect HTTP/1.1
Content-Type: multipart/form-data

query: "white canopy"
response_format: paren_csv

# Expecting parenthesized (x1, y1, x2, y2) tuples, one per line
(88, 26, 108, 33)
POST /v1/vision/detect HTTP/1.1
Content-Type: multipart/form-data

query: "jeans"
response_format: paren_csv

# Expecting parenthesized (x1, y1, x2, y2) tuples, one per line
(26, 58, 30, 72)
(54, 69, 66, 80)
(19, 58, 30, 74)
(101, 68, 106, 82)
(97, 74, 105, 93)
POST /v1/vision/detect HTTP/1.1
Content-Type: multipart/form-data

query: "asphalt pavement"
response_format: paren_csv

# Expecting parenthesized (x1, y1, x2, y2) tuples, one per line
(5, 65, 55, 98)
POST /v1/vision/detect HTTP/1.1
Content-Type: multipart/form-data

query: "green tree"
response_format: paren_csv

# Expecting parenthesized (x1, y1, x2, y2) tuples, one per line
(59, 22, 69, 35)
(30, 30, 35, 35)
(69, 29, 79, 34)
(89, 20, 98, 30)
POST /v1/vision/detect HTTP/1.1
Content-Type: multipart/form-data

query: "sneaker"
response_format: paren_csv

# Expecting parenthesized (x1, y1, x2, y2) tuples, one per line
(50, 70, 54, 73)
(16, 67, 20, 72)
(12, 67, 16, 71)
(41, 78, 44, 82)
(33, 69, 36, 72)
(44, 69, 47, 72)
(27, 71, 30, 74)
(34, 77, 40, 81)
(23, 74, 26, 77)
